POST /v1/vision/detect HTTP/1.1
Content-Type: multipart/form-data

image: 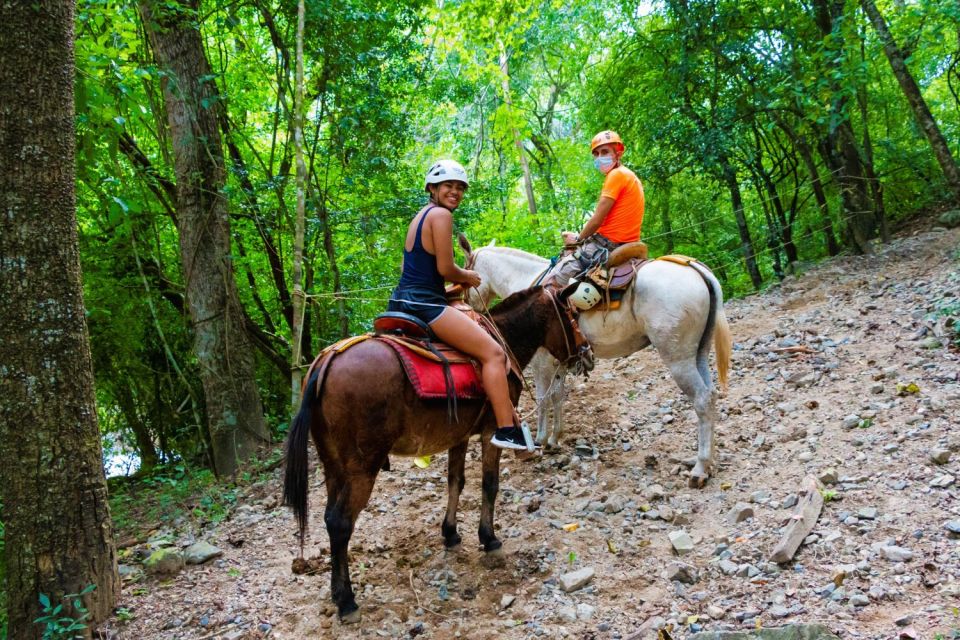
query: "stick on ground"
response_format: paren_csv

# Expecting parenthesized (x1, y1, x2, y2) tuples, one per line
(770, 474, 825, 564)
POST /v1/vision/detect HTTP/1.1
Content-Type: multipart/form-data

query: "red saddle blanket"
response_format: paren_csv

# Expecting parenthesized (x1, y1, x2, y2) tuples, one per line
(377, 336, 485, 400)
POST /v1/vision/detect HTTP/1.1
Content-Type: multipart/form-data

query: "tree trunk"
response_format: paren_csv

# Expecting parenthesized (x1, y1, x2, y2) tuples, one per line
(498, 42, 538, 222)
(811, 0, 878, 254)
(722, 162, 763, 289)
(795, 135, 840, 256)
(115, 381, 160, 472)
(861, 0, 960, 202)
(855, 48, 890, 243)
(139, 0, 269, 477)
(291, 0, 307, 408)
(0, 1, 119, 635)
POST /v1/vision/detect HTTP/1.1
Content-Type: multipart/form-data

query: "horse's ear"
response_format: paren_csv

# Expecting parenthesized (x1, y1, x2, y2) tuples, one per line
(558, 282, 579, 303)
(457, 232, 473, 258)
(488, 239, 496, 247)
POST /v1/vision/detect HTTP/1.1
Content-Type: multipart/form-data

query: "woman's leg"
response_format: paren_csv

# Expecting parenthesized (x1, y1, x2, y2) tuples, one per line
(429, 307, 514, 428)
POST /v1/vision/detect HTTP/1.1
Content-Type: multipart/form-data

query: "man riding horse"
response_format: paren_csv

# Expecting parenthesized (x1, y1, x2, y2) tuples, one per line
(550, 130, 646, 308)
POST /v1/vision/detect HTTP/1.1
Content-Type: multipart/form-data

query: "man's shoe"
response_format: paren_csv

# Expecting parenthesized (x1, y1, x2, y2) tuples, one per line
(491, 426, 528, 450)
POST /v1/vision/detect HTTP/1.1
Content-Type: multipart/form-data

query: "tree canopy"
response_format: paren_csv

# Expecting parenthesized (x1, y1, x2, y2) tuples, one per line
(65, 0, 960, 468)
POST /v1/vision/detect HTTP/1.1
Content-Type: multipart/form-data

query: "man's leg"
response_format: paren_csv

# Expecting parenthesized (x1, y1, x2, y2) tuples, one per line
(549, 254, 585, 287)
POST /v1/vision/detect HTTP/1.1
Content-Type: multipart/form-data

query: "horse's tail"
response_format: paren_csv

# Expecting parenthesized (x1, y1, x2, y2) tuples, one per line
(714, 305, 732, 391)
(689, 262, 732, 391)
(283, 366, 320, 548)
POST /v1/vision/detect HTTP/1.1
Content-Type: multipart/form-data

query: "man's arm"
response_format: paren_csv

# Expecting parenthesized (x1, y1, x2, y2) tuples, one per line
(563, 196, 615, 245)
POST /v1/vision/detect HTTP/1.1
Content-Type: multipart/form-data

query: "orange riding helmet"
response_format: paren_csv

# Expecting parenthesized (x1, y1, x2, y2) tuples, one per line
(590, 130, 625, 153)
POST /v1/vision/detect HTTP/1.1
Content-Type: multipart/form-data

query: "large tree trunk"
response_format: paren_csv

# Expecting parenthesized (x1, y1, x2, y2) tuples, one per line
(861, 0, 960, 202)
(811, 0, 879, 254)
(0, 1, 119, 635)
(139, 0, 269, 476)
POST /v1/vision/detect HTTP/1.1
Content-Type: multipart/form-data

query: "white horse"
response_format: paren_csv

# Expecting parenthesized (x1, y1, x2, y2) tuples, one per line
(459, 236, 732, 487)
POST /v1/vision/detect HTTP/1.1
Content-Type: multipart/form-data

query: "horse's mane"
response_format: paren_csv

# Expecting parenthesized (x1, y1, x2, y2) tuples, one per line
(490, 285, 543, 316)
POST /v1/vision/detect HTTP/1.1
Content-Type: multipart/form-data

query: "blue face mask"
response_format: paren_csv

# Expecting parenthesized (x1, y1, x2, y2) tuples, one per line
(594, 156, 614, 171)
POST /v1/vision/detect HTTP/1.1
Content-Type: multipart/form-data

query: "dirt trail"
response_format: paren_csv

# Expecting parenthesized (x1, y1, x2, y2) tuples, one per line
(107, 225, 960, 640)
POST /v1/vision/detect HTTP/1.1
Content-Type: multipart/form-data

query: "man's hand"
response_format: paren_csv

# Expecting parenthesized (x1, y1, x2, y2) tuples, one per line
(561, 231, 579, 246)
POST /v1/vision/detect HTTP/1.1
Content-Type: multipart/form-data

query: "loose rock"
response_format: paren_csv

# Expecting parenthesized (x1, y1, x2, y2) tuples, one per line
(668, 530, 695, 556)
(727, 502, 755, 524)
(558, 567, 595, 592)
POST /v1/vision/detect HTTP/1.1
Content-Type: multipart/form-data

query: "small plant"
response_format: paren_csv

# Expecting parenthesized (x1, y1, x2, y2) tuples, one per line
(567, 551, 577, 565)
(227, 567, 242, 578)
(819, 488, 838, 502)
(857, 418, 873, 429)
(115, 607, 134, 622)
(34, 585, 95, 640)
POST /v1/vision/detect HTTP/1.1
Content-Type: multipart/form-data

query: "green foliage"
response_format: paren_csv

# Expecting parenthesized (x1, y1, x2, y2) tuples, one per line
(70, 0, 960, 478)
(33, 585, 96, 640)
(1, 501, 6, 638)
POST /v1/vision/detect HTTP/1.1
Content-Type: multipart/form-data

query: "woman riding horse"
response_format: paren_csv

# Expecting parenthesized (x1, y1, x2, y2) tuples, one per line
(387, 159, 527, 450)
(282, 284, 592, 622)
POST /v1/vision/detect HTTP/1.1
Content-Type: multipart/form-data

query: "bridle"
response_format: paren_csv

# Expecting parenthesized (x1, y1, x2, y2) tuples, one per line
(545, 287, 593, 376)
(463, 245, 592, 375)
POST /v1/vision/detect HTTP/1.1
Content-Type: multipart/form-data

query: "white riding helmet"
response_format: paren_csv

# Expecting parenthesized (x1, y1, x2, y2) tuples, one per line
(569, 280, 602, 310)
(424, 159, 469, 192)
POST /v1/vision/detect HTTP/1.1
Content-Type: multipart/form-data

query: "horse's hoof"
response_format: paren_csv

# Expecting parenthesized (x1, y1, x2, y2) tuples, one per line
(688, 473, 708, 489)
(339, 606, 362, 625)
(481, 546, 506, 568)
(443, 533, 462, 548)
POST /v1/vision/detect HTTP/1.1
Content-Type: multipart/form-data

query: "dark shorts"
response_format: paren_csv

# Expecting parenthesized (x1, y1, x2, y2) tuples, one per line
(388, 286, 449, 324)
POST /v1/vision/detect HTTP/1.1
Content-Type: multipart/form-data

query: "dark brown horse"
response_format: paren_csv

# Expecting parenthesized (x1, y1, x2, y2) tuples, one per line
(283, 285, 592, 622)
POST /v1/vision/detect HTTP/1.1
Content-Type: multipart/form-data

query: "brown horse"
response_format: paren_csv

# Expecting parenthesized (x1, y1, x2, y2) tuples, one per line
(282, 285, 593, 622)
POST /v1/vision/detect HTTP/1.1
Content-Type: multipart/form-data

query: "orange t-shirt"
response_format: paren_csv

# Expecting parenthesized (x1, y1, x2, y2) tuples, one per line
(597, 165, 644, 243)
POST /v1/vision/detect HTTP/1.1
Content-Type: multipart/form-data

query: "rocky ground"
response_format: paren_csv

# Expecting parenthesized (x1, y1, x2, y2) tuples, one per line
(104, 223, 960, 640)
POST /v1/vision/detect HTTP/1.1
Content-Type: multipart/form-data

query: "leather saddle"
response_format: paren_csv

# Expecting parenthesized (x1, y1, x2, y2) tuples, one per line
(580, 241, 650, 311)
(366, 293, 520, 420)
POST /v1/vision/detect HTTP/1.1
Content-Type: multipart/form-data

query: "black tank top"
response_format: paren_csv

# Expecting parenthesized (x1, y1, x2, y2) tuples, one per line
(397, 206, 445, 293)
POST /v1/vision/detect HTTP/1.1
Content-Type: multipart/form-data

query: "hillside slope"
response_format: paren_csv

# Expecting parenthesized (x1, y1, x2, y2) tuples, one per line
(106, 225, 960, 640)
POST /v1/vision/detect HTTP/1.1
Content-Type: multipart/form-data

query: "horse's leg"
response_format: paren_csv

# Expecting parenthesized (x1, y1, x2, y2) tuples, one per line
(666, 358, 717, 488)
(531, 353, 553, 446)
(547, 369, 566, 449)
(442, 440, 468, 548)
(325, 469, 380, 623)
(478, 434, 503, 552)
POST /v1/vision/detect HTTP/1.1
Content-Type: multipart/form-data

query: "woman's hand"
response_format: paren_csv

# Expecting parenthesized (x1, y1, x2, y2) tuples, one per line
(561, 231, 579, 246)
(461, 270, 482, 288)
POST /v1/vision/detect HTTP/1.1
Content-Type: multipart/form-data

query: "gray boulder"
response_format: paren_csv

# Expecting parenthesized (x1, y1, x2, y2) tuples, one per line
(144, 548, 185, 577)
(688, 624, 841, 639)
(183, 541, 223, 565)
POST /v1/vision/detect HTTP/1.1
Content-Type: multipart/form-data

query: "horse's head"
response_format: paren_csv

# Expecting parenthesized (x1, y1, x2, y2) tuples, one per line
(552, 283, 595, 376)
(457, 233, 495, 308)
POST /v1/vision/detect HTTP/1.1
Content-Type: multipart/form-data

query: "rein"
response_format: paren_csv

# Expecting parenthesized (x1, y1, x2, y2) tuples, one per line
(473, 286, 589, 422)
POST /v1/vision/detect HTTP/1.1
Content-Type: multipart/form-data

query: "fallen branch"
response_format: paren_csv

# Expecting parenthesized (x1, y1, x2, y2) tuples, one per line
(408, 569, 450, 618)
(770, 345, 815, 354)
(769, 475, 824, 563)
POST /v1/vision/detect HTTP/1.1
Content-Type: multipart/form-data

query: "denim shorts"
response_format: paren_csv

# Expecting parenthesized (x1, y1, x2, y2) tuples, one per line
(387, 286, 449, 324)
